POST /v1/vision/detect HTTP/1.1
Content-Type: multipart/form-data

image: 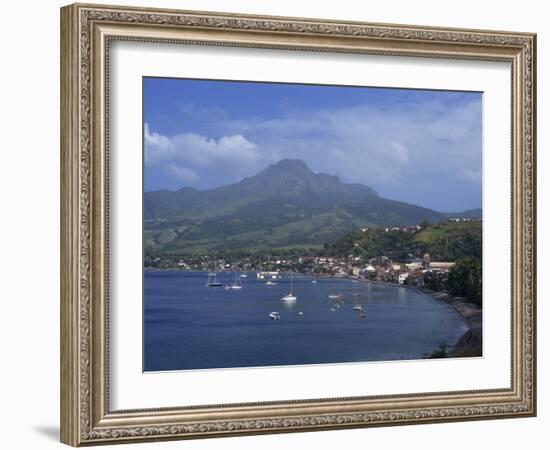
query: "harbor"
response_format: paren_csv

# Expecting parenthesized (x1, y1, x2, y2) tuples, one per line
(144, 270, 471, 371)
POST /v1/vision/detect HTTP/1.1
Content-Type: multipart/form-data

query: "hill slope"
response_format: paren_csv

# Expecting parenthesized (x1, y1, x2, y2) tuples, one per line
(326, 221, 482, 261)
(144, 159, 379, 220)
(144, 159, 449, 255)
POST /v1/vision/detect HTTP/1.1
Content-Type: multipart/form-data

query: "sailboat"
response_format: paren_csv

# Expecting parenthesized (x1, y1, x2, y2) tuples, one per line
(205, 272, 222, 287)
(281, 274, 297, 302)
(226, 272, 243, 290)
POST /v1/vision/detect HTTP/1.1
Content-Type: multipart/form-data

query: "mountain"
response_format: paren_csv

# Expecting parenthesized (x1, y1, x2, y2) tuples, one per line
(144, 159, 447, 255)
(144, 159, 378, 220)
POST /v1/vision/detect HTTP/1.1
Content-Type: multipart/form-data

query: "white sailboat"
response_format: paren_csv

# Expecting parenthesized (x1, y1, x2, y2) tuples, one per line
(226, 272, 243, 290)
(281, 274, 297, 302)
(205, 272, 222, 287)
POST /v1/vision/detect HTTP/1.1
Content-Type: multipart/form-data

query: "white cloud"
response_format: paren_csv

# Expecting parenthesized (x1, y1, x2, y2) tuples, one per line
(144, 123, 173, 163)
(145, 123, 275, 187)
(216, 97, 481, 187)
(145, 95, 481, 202)
(145, 123, 260, 167)
(165, 164, 200, 184)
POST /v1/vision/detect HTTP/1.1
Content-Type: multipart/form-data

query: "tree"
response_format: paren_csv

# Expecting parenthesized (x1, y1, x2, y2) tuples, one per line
(447, 257, 482, 305)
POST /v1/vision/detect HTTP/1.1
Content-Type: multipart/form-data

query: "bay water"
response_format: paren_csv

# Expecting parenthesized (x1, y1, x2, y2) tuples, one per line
(144, 271, 469, 371)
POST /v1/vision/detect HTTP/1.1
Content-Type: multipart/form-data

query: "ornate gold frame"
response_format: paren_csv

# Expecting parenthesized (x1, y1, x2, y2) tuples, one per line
(60, 3, 536, 446)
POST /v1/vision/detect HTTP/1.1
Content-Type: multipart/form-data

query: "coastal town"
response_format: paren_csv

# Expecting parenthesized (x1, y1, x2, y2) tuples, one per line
(145, 250, 455, 288)
(145, 217, 482, 294)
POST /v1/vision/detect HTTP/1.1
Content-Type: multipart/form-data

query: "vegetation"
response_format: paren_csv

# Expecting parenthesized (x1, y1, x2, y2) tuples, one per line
(425, 341, 450, 359)
(325, 221, 481, 262)
(144, 159, 450, 257)
(447, 257, 482, 306)
(415, 221, 482, 260)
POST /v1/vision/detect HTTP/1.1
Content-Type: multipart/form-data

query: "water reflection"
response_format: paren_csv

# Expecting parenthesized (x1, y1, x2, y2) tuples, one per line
(281, 299, 296, 311)
(397, 285, 407, 304)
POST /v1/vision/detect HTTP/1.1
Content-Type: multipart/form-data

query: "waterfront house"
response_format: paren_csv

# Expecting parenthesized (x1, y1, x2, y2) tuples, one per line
(406, 261, 423, 271)
(430, 262, 456, 271)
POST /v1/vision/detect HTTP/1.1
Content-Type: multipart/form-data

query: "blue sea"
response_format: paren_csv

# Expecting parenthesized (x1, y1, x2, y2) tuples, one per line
(144, 271, 469, 371)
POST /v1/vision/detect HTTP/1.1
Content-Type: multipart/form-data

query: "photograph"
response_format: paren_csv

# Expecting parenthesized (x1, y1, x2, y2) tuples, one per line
(143, 78, 483, 372)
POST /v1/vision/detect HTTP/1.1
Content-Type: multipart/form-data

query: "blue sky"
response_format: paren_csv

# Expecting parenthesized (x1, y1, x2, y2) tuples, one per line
(144, 77, 482, 212)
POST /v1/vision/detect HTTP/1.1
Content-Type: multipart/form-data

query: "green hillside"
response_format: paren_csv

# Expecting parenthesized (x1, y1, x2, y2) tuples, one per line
(325, 220, 482, 261)
(144, 159, 451, 256)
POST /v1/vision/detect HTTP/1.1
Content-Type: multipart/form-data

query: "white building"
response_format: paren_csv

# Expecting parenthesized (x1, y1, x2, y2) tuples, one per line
(406, 262, 422, 271)
(430, 262, 456, 271)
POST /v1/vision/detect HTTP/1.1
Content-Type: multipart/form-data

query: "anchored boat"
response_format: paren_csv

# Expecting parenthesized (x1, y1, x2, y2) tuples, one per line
(226, 272, 243, 290)
(205, 272, 222, 287)
(281, 274, 297, 302)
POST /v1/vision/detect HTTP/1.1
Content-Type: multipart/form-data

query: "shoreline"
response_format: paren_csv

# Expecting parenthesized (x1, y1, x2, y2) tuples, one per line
(353, 278, 482, 357)
(415, 286, 482, 357)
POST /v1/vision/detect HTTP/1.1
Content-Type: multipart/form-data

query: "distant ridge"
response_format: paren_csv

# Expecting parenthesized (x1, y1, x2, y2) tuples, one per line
(441, 208, 482, 220)
(144, 159, 378, 220)
(144, 159, 464, 255)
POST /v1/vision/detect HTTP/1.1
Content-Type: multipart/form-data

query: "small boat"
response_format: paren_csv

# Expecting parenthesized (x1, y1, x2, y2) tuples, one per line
(265, 280, 277, 286)
(329, 306, 337, 312)
(205, 272, 222, 287)
(281, 274, 297, 302)
(240, 274, 248, 278)
(351, 293, 361, 297)
(298, 312, 304, 316)
(328, 294, 342, 300)
(359, 313, 367, 319)
(311, 280, 318, 284)
(269, 312, 280, 320)
(226, 272, 243, 290)
(353, 305, 362, 311)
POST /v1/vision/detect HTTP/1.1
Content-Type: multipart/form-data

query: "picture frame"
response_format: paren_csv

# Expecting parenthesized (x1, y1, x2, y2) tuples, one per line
(60, 2, 536, 446)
